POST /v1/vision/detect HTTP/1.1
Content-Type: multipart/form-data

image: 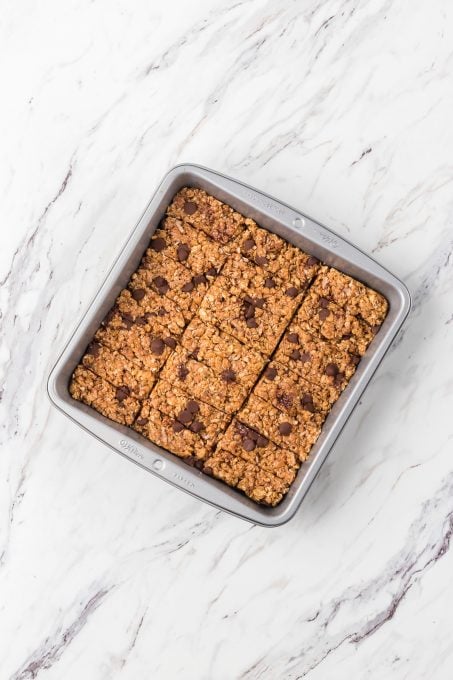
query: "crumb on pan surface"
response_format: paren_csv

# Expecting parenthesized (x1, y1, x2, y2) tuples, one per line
(69, 187, 388, 507)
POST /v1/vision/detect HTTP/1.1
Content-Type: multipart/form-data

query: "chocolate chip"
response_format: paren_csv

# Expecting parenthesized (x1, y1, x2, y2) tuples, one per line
(186, 399, 199, 414)
(306, 256, 319, 266)
(132, 288, 146, 301)
(221, 369, 236, 383)
(243, 238, 255, 251)
(285, 287, 299, 298)
(150, 237, 167, 252)
(103, 308, 117, 325)
(300, 352, 311, 363)
(86, 342, 101, 357)
(302, 401, 315, 413)
(242, 437, 256, 452)
(203, 465, 213, 476)
(255, 255, 268, 266)
(122, 317, 134, 330)
(301, 393, 314, 405)
(246, 318, 258, 328)
(150, 338, 165, 355)
(253, 297, 265, 309)
(264, 366, 277, 380)
(152, 276, 169, 294)
(181, 281, 195, 292)
(334, 371, 345, 387)
(177, 243, 190, 262)
(157, 307, 167, 316)
(372, 324, 381, 335)
(178, 364, 189, 380)
(206, 267, 217, 277)
(325, 363, 338, 377)
(287, 333, 299, 344)
(319, 297, 330, 308)
(277, 392, 293, 410)
(278, 422, 292, 436)
(256, 435, 269, 448)
(163, 336, 177, 349)
(172, 420, 184, 432)
(319, 308, 330, 320)
(244, 295, 255, 306)
(184, 201, 198, 215)
(136, 316, 147, 325)
(235, 421, 250, 438)
(136, 417, 148, 426)
(264, 277, 275, 288)
(351, 354, 361, 366)
(188, 347, 199, 360)
(177, 409, 192, 424)
(290, 349, 301, 360)
(189, 420, 204, 433)
(192, 274, 207, 286)
(115, 386, 130, 402)
(244, 304, 255, 319)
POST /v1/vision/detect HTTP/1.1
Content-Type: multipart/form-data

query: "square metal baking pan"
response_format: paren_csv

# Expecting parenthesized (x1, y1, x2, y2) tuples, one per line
(47, 164, 411, 527)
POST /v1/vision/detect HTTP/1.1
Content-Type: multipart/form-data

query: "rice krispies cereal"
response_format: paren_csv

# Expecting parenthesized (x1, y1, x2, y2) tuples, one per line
(69, 366, 141, 425)
(166, 187, 248, 244)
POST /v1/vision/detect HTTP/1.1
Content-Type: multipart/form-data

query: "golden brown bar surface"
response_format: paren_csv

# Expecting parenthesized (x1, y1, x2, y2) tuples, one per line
(69, 186, 388, 506)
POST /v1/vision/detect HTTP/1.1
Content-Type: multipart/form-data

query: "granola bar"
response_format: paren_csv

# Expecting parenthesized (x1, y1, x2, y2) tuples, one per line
(149, 216, 229, 276)
(198, 271, 299, 356)
(167, 187, 247, 244)
(295, 288, 374, 356)
(180, 317, 266, 389)
(160, 347, 253, 414)
(216, 419, 299, 484)
(94, 310, 176, 373)
(274, 326, 358, 394)
(311, 266, 388, 328)
(148, 379, 230, 458)
(115, 288, 186, 336)
(236, 221, 320, 288)
(81, 341, 155, 399)
(203, 449, 289, 506)
(69, 366, 141, 425)
(238, 394, 322, 460)
(255, 361, 338, 418)
(130, 251, 209, 322)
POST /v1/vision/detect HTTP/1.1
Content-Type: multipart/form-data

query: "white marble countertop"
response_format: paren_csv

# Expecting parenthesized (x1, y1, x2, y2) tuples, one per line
(2, 1, 453, 678)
